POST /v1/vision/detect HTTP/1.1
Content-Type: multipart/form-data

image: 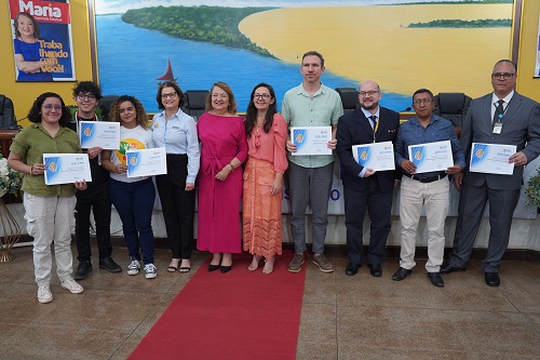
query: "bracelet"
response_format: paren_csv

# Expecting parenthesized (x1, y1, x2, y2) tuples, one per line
(29, 165, 34, 176)
(229, 163, 234, 171)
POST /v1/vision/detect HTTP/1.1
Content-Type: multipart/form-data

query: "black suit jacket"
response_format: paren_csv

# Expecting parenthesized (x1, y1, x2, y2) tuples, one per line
(336, 107, 400, 192)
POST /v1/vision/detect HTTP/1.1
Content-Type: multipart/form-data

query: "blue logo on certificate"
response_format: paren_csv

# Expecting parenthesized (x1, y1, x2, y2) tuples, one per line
(127, 152, 140, 171)
(80, 123, 95, 145)
(357, 146, 371, 166)
(293, 129, 307, 149)
(471, 143, 488, 167)
(410, 146, 426, 166)
(45, 157, 61, 182)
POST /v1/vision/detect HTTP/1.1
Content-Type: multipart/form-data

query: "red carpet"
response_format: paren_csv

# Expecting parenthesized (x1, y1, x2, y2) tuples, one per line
(129, 251, 306, 360)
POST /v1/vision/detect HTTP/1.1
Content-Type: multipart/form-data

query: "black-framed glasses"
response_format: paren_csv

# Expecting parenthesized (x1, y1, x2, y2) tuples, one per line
(77, 93, 96, 101)
(161, 92, 177, 99)
(491, 72, 515, 80)
(359, 91, 380, 97)
(254, 93, 271, 99)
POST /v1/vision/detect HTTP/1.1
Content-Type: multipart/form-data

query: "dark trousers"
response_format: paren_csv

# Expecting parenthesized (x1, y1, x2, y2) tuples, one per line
(156, 154, 195, 259)
(344, 177, 392, 266)
(75, 182, 112, 262)
(108, 178, 155, 265)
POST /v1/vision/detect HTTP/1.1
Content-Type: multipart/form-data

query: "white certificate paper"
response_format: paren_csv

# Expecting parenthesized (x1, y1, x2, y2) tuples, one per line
(469, 143, 516, 175)
(126, 148, 167, 178)
(408, 140, 454, 174)
(79, 121, 120, 149)
(43, 153, 92, 185)
(352, 141, 395, 171)
(290, 126, 332, 156)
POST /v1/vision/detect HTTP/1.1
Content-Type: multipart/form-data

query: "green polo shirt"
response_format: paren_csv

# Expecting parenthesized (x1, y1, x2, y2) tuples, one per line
(281, 83, 343, 168)
(10, 124, 81, 197)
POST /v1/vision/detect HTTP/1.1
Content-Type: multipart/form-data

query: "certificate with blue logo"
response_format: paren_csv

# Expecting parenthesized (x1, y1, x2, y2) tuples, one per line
(352, 141, 395, 171)
(469, 143, 516, 175)
(43, 153, 92, 185)
(290, 126, 332, 156)
(79, 121, 120, 149)
(126, 148, 167, 178)
(408, 140, 454, 174)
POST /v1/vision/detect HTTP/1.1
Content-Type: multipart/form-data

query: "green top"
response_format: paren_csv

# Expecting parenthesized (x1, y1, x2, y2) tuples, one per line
(281, 83, 344, 168)
(10, 124, 81, 197)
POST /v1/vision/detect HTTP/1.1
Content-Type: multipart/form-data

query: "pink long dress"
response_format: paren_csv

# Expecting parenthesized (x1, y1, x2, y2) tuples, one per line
(196, 113, 248, 253)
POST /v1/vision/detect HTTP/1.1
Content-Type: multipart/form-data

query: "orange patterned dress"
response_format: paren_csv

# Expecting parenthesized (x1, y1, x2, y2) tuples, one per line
(242, 114, 288, 258)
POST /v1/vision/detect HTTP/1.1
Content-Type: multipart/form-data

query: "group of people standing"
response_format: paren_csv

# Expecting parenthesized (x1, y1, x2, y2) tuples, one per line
(8, 50, 540, 304)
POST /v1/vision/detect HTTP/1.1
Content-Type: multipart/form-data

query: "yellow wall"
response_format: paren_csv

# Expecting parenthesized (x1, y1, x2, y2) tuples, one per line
(0, 0, 94, 127)
(516, 0, 540, 102)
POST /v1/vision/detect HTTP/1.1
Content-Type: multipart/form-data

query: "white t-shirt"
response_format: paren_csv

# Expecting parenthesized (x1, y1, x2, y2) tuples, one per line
(109, 125, 153, 183)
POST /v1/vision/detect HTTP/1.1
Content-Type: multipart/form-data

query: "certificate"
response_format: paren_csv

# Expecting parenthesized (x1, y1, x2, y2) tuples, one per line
(469, 143, 516, 175)
(290, 126, 332, 156)
(408, 140, 454, 174)
(79, 121, 120, 149)
(43, 153, 92, 185)
(126, 148, 167, 178)
(352, 141, 395, 171)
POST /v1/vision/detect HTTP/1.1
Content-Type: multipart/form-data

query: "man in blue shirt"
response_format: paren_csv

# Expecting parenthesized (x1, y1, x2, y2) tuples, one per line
(393, 89, 465, 287)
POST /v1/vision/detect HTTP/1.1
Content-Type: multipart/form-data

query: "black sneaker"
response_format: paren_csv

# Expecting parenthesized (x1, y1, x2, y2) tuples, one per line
(99, 257, 122, 273)
(74, 261, 93, 280)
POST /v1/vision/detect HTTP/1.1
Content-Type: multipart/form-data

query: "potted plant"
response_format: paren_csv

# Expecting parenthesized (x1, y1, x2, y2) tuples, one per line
(525, 166, 540, 212)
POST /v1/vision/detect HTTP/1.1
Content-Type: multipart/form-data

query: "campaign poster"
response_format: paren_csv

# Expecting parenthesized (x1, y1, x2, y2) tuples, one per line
(8, 0, 75, 82)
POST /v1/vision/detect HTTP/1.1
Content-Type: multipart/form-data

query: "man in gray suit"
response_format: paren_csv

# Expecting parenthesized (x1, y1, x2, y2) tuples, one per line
(441, 59, 540, 286)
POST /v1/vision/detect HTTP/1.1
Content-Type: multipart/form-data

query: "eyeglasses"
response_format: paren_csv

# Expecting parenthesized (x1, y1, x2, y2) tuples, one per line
(491, 72, 515, 80)
(359, 91, 380, 97)
(254, 93, 271, 100)
(77, 94, 96, 101)
(42, 105, 62, 111)
(161, 92, 177, 99)
(413, 99, 433, 105)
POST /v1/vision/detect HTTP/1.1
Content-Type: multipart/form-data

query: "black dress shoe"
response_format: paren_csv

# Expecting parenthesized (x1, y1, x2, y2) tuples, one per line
(74, 261, 93, 280)
(208, 263, 220, 272)
(392, 267, 412, 281)
(345, 263, 360, 276)
(99, 257, 122, 273)
(440, 262, 466, 274)
(484, 272, 500, 287)
(427, 272, 444, 287)
(220, 265, 232, 274)
(368, 264, 382, 277)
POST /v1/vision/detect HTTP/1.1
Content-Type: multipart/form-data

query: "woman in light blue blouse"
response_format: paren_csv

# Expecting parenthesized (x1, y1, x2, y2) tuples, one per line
(152, 81, 200, 273)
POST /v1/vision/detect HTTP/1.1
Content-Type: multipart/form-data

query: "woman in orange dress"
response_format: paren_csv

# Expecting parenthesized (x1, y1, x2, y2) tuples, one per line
(243, 83, 288, 274)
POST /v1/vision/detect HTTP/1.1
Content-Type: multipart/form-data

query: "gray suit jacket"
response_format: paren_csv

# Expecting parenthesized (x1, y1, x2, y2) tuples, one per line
(460, 92, 540, 190)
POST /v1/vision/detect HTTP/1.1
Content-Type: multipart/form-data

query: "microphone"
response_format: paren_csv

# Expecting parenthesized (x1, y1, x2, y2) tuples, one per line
(401, 107, 412, 112)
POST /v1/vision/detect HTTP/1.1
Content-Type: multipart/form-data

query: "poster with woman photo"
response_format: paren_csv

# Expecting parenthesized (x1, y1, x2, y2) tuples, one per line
(8, 0, 75, 82)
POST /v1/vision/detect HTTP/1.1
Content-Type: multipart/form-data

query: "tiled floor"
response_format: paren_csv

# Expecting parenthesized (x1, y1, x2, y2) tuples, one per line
(0, 245, 539, 360)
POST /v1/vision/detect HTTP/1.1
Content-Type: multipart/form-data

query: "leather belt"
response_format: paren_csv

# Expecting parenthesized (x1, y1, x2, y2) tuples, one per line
(403, 173, 447, 183)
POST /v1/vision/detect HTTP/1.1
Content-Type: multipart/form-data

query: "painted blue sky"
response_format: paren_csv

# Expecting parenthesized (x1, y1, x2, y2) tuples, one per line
(95, 0, 465, 15)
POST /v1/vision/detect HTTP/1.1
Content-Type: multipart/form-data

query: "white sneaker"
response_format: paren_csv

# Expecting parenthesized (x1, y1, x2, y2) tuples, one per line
(60, 279, 84, 294)
(37, 285, 53, 304)
(127, 259, 141, 276)
(144, 263, 157, 279)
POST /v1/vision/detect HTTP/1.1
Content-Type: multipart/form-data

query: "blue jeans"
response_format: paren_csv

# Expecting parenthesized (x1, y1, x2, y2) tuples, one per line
(109, 178, 155, 265)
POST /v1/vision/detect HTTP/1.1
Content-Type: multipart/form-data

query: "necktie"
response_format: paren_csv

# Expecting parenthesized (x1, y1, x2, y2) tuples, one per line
(369, 115, 377, 130)
(493, 100, 504, 124)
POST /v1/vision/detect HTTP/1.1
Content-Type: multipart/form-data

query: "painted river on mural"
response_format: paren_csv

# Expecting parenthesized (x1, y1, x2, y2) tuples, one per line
(97, 14, 410, 113)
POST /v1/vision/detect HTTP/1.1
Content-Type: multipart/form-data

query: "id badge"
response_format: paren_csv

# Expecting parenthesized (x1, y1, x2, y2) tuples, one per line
(493, 122, 503, 134)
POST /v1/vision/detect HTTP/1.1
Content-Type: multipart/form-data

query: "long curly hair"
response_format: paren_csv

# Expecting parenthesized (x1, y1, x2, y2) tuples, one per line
(245, 83, 277, 138)
(27, 92, 70, 127)
(109, 95, 149, 129)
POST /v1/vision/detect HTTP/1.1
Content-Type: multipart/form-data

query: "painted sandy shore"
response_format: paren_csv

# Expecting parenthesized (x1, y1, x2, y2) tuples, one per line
(239, 4, 512, 98)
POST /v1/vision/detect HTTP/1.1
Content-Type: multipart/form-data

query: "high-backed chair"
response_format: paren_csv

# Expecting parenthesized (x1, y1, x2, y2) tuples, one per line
(0, 94, 17, 130)
(335, 87, 359, 113)
(182, 90, 209, 121)
(433, 92, 472, 128)
(99, 95, 119, 121)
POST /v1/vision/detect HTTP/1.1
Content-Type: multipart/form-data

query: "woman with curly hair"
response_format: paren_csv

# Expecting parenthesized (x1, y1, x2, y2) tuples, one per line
(101, 95, 157, 279)
(8, 92, 87, 303)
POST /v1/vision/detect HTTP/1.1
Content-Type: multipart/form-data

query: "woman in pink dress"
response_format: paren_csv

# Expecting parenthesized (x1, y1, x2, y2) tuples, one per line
(243, 83, 288, 274)
(197, 82, 248, 273)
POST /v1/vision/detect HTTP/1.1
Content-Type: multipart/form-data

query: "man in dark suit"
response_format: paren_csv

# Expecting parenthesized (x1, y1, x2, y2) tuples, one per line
(442, 59, 540, 287)
(336, 80, 400, 277)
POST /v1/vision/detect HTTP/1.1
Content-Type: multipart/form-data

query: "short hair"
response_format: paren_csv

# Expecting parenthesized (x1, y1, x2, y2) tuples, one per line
(27, 92, 70, 127)
(493, 59, 517, 73)
(72, 81, 102, 100)
(412, 88, 434, 102)
(156, 81, 185, 110)
(245, 83, 278, 137)
(14, 12, 40, 39)
(205, 81, 237, 115)
(302, 50, 325, 67)
(109, 95, 149, 129)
